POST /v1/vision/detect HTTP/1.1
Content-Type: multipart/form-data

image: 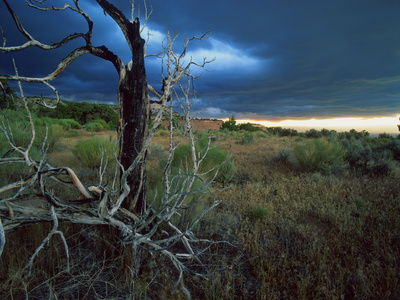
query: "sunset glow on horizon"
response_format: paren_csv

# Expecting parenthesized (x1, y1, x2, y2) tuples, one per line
(234, 115, 400, 134)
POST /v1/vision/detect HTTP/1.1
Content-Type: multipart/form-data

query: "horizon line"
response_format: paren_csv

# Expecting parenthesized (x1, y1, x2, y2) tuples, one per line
(221, 115, 400, 134)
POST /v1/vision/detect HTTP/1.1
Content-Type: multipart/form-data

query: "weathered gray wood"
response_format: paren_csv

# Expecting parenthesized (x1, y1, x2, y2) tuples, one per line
(0, 217, 4, 257)
(0, 1, 222, 296)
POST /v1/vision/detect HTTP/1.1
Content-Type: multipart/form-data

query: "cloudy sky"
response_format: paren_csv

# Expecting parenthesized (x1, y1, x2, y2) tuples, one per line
(1, 0, 399, 132)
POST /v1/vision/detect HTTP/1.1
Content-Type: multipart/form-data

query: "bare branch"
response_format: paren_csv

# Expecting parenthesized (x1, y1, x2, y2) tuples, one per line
(139, 1, 153, 34)
(0, 26, 6, 48)
(95, 0, 139, 55)
(0, 0, 86, 53)
(0, 217, 4, 257)
(25, 206, 70, 274)
(0, 2, 229, 296)
(0, 0, 123, 107)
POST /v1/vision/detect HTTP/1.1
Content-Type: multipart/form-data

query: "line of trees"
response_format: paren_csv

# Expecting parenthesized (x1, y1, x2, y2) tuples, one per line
(221, 115, 263, 132)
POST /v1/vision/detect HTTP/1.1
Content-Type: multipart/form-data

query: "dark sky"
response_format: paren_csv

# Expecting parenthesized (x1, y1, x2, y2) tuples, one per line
(1, 0, 399, 121)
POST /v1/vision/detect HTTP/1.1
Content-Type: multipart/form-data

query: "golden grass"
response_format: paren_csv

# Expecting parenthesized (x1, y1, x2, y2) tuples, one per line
(194, 134, 400, 299)
(1, 130, 399, 299)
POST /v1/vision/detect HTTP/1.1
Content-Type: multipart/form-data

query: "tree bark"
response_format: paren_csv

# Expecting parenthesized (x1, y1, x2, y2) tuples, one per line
(117, 18, 150, 215)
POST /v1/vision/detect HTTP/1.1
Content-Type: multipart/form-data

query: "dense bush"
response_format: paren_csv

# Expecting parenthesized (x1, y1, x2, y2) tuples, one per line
(85, 119, 111, 132)
(238, 131, 255, 145)
(74, 137, 116, 168)
(39, 124, 65, 152)
(38, 117, 81, 131)
(341, 138, 393, 176)
(238, 122, 263, 132)
(36, 100, 118, 126)
(338, 129, 370, 140)
(266, 127, 298, 137)
(221, 115, 239, 131)
(275, 149, 292, 165)
(169, 134, 236, 184)
(221, 116, 263, 132)
(293, 139, 344, 173)
(0, 146, 42, 187)
(0, 110, 65, 153)
(146, 135, 235, 228)
(385, 139, 400, 161)
(85, 122, 103, 132)
(304, 128, 322, 139)
(341, 139, 373, 173)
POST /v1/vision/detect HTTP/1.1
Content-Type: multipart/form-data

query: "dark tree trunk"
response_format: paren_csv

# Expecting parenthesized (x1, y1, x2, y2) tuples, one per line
(117, 18, 150, 215)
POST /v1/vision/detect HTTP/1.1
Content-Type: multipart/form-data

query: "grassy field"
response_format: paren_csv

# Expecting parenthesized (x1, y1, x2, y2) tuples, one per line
(1, 128, 399, 299)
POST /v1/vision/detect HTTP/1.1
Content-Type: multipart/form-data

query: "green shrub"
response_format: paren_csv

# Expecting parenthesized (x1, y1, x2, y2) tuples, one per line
(36, 101, 118, 126)
(147, 136, 232, 228)
(338, 129, 370, 140)
(84, 119, 113, 131)
(37, 124, 65, 152)
(254, 131, 267, 138)
(275, 149, 292, 164)
(170, 134, 236, 184)
(40, 117, 81, 131)
(238, 131, 255, 145)
(74, 137, 116, 168)
(305, 129, 322, 139)
(85, 122, 104, 132)
(341, 138, 394, 176)
(67, 130, 80, 137)
(370, 160, 391, 177)
(383, 139, 400, 161)
(252, 206, 269, 220)
(221, 115, 239, 131)
(0, 146, 42, 186)
(0, 111, 66, 153)
(342, 139, 373, 174)
(238, 122, 263, 132)
(293, 139, 344, 173)
(92, 119, 110, 130)
(58, 119, 82, 131)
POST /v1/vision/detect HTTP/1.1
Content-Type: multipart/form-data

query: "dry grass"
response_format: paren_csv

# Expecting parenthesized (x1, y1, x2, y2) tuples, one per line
(1, 130, 399, 299)
(190, 133, 400, 299)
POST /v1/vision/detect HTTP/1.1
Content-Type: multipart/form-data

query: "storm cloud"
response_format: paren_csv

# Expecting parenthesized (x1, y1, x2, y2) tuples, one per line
(1, 0, 399, 121)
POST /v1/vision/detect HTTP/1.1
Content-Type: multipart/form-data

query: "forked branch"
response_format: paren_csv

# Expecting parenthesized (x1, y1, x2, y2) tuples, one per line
(0, 1, 229, 296)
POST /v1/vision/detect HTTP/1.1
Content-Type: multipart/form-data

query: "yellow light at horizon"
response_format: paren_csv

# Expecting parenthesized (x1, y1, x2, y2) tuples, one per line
(235, 115, 400, 133)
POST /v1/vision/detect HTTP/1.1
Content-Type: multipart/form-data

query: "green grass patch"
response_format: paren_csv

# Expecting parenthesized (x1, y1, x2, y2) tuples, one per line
(74, 137, 117, 168)
(293, 139, 344, 173)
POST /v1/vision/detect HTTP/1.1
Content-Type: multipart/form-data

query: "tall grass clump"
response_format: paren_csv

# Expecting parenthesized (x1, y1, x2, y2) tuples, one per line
(0, 111, 65, 153)
(0, 146, 42, 186)
(146, 134, 235, 228)
(36, 124, 65, 152)
(39, 117, 81, 131)
(293, 139, 344, 173)
(171, 133, 236, 184)
(252, 206, 270, 220)
(238, 131, 255, 145)
(74, 137, 116, 168)
(85, 119, 112, 132)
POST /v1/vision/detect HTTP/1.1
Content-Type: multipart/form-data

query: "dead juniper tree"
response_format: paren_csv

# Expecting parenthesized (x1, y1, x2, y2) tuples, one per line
(0, 0, 224, 296)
